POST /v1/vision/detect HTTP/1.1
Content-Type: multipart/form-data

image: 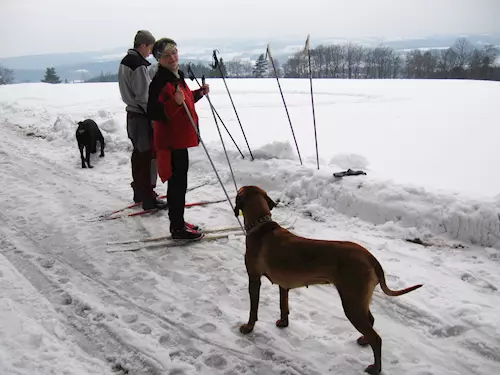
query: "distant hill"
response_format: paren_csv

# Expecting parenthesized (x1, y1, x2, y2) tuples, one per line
(2, 33, 499, 83)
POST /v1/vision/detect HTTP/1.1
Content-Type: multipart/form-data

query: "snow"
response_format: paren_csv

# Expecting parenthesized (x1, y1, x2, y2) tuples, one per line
(0, 79, 499, 375)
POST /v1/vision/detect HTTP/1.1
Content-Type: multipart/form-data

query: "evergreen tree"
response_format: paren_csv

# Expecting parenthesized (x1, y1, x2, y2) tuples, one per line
(41, 67, 61, 84)
(253, 54, 268, 78)
(0, 64, 14, 84)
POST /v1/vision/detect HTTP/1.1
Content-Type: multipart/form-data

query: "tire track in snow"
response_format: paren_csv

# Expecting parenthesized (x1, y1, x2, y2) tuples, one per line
(0, 126, 324, 374)
(0, 217, 167, 375)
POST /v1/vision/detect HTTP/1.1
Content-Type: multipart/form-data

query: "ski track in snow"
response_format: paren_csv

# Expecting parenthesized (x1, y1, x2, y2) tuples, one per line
(1, 124, 499, 375)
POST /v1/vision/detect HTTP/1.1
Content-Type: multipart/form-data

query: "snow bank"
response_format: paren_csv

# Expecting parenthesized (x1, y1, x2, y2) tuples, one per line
(2, 81, 499, 249)
(192, 142, 500, 249)
(281, 169, 500, 249)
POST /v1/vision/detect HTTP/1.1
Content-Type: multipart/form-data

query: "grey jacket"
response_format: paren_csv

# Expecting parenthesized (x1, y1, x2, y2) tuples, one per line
(118, 49, 151, 115)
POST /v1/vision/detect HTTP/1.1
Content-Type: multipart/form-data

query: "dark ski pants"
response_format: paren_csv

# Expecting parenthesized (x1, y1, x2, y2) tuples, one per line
(127, 112, 156, 202)
(168, 149, 189, 231)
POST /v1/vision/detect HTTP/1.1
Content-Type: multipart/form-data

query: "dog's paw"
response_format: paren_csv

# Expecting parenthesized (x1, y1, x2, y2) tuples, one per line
(82, 165, 87, 168)
(88, 165, 94, 169)
(99, 154, 105, 158)
(276, 318, 288, 328)
(357, 335, 370, 346)
(239, 324, 254, 334)
(364, 364, 380, 375)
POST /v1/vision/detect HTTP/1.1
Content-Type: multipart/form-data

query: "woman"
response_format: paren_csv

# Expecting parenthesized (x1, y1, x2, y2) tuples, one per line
(147, 38, 210, 240)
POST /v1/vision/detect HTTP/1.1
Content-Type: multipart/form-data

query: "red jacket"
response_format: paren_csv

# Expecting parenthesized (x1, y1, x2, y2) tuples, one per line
(147, 67, 203, 182)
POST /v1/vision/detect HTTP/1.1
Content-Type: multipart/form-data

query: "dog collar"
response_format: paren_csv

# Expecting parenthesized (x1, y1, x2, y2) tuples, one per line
(245, 215, 274, 235)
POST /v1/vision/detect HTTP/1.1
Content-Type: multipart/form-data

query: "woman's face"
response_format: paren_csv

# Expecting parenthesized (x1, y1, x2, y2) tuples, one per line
(159, 47, 179, 70)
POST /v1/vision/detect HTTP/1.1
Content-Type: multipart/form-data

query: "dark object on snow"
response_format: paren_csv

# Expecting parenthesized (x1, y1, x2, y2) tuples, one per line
(76, 119, 105, 168)
(406, 238, 432, 247)
(333, 169, 366, 178)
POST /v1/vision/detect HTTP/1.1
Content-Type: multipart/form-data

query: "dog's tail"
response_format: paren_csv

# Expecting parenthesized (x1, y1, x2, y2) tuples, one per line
(373, 258, 423, 296)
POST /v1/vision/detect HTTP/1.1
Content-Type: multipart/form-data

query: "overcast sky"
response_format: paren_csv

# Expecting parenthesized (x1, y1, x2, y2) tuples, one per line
(1, 0, 499, 58)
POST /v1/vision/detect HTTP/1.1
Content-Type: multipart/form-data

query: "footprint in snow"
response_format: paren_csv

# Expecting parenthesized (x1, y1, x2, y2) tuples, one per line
(131, 323, 152, 335)
(159, 333, 179, 348)
(170, 348, 203, 362)
(461, 273, 498, 292)
(122, 314, 138, 323)
(73, 299, 92, 317)
(40, 258, 55, 269)
(181, 311, 199, 324)
(49, 289, 72, 305)
(430, 324, 468, 338)
(55, 268, 68, 275)
(199, 323, 217, 333)
(204, 354, 228, 370)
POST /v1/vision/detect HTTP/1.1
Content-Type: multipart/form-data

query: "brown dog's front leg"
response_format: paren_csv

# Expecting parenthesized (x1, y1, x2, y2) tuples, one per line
(276, 286, 289, 328)
(240, 278, 261, 334)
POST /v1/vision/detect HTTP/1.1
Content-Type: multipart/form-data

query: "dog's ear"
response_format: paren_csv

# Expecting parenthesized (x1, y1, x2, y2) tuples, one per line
(234, 194, 243, 217)
(265, 194, 277, 211)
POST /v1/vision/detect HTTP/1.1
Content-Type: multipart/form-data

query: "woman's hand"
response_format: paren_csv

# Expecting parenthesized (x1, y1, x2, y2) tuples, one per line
(201, 84, 210, 95)
(174, 86, 185, 105)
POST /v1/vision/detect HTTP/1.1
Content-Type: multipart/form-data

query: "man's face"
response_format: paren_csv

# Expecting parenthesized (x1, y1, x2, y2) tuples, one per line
(159, 47, 179, 70)
(137, 43, 153, 59)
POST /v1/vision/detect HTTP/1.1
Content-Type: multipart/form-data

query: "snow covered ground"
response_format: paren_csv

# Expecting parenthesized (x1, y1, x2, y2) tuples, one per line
(0, 79, 499, 375)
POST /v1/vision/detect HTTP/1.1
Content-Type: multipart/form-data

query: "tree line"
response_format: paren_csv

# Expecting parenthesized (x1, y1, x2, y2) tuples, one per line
(280, 37, 499, 80)
(2, 36, 497, 85)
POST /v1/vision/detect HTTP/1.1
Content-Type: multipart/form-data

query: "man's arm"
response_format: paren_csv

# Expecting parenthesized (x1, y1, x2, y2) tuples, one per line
(131, 65, 150, 113)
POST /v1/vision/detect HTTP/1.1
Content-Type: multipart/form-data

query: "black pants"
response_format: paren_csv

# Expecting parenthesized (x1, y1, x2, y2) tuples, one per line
(127, 112, 155, 203)
(168, 149, 189, 231)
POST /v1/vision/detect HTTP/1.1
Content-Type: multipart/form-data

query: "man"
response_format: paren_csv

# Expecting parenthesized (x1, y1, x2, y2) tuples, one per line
(147, 38, 209, 240)
(118, 30, 167, 210)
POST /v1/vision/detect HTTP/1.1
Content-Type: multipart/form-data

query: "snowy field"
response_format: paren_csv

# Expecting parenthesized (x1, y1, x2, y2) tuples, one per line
(0, 79, 499, 375)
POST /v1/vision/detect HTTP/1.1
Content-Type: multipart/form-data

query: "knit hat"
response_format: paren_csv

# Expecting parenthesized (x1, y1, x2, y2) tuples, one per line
(153, 38, 177, 60)
(134, 30, 155, 46)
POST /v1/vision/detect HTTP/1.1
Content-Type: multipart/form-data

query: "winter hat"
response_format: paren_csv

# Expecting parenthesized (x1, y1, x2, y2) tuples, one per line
(153, 38, 177, 60)
(134, 30, 155, 46)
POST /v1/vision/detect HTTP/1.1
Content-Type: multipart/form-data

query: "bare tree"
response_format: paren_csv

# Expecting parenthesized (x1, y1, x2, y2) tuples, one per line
(452, 37, 474, 69)
(283, 51, 308, 78)
(312, 45, 328, 77)
(351, 45, 364, 78)
(225, 59, 254, 78)
(371, 45, 395, 78)
(344, 43, 358, 78)
(391, 53, 403, 78)
(0, 64, 14, 84)
(325, 44, 344, 77)
(281, 36, 498, 80)
(267, 57, 282, 78)
(422, 50, 438, 77)
(436, 48, 457, 77)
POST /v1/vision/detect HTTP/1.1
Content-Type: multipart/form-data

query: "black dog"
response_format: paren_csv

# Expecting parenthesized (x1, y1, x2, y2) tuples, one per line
(75, 119, 105, 168)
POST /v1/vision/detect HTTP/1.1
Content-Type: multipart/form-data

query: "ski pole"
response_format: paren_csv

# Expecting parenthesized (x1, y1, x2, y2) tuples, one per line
(212, 50, 254, 160)
(187, 65, 245, 159)
(176, 84, 245, 234)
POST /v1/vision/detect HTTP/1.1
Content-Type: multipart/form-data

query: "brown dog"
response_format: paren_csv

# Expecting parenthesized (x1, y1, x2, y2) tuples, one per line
(234, 186, 423, 375)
